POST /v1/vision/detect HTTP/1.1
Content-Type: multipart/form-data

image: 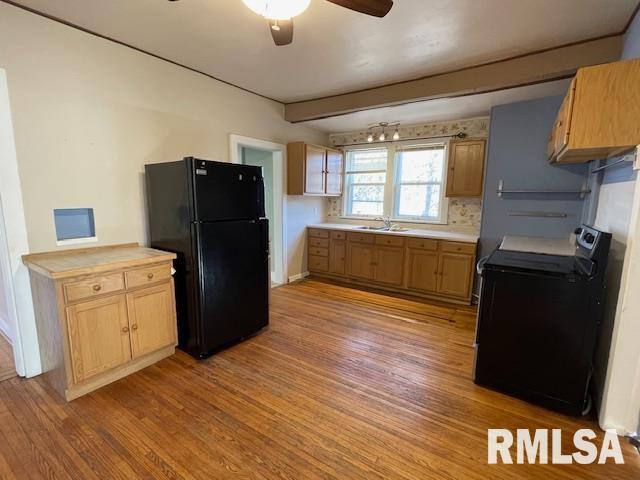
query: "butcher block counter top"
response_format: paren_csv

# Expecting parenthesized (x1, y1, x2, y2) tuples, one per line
(22, 243, 176, 279)
(307, 223, 479, 244)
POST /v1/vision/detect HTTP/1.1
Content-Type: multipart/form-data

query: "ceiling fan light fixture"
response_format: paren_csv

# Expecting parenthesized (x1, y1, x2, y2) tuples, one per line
(243, 0, 311, 20)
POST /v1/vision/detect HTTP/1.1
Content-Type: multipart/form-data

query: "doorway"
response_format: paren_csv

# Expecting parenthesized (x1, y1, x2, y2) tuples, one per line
(229, 135, 287, 286)
(0, 197, 17, 382)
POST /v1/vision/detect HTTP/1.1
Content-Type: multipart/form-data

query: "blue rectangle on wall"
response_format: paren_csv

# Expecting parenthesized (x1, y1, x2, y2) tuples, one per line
(53, 208, 95, 241)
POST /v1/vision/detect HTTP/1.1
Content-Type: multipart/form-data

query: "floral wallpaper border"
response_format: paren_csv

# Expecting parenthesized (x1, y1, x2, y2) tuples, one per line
(329, 116, 490, 147)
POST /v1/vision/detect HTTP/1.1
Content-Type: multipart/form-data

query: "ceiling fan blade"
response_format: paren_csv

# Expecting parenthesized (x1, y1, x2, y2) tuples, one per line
(269, 19, 294, 46)
(326, 0, 393, 17)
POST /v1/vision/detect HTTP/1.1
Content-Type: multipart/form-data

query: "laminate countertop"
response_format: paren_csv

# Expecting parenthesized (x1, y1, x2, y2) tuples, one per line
(22, 243, 176, 280)
(308, 223, 479, 244)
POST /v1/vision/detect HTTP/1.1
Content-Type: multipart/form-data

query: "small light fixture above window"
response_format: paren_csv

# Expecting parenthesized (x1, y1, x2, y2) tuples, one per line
(365, 122, 401, 144)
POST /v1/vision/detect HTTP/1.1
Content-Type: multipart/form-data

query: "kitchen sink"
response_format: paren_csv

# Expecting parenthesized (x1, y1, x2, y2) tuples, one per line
(357, 225, 409, 232)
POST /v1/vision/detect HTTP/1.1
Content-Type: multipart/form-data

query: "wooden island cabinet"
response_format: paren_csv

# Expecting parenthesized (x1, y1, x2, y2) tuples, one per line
(23, 243, 178, 401)
(308, 227, 477, 304)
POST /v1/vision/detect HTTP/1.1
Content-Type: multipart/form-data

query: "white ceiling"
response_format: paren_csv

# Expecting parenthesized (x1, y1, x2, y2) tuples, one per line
(8, 0, 638, 103)
(303, 79, 572, 133)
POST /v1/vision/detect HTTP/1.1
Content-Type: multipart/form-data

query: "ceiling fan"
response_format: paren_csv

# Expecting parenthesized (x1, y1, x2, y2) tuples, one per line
(242, 0, 394, 46)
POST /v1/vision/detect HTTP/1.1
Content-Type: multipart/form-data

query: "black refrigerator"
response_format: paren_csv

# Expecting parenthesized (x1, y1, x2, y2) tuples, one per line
(145, 157, 269, 359)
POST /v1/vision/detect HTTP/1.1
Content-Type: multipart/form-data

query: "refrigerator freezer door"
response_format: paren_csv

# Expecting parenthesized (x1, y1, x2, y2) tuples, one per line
(196, 219, 269, 355)
(190, 158, 265, 221)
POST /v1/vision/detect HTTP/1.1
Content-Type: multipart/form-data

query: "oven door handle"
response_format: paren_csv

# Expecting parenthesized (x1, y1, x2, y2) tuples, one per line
(477, 256, 490, 276)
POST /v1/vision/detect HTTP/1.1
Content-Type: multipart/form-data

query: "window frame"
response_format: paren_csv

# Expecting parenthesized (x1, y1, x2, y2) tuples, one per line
(343, 147, 389, 218)
(341, 140, 450, 224)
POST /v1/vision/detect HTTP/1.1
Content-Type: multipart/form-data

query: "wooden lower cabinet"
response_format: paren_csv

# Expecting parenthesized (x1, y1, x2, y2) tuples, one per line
(373, 246, 404, 286)
(347, 243, 375, 281)
(329, 239, 346, 275)
(406, 249, 439, 293)
(66, 295, 132, 383)
(23, 244, 178, 401)
(126, 283, 177, 359)
(437, 253, 474, 298)
(308, 228, 477, 304)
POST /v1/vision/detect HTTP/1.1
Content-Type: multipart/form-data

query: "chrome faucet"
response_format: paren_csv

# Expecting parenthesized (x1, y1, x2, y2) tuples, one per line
(375, 216, 392, 230)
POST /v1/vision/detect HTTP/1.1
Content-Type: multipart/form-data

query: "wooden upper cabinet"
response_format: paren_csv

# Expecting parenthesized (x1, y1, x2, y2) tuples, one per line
(446, 140, 486, 197)
(549, 58, 640, 164)
(65, 295, 132, 383)
(304, 144, 326, 194)
(325, 148, 344, 196)
(126, 283, 177, 359)
(287, 142, 343, 196)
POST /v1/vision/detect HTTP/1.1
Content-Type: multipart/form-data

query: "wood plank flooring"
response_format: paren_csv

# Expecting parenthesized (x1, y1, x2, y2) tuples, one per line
(0, 332, 16, 382)
(0, 279, 637, 479)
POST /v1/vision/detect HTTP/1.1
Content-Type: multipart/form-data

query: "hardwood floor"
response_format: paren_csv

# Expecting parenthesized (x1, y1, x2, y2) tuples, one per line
(0, 332, 16, 383)
(0, 279, 637, 479)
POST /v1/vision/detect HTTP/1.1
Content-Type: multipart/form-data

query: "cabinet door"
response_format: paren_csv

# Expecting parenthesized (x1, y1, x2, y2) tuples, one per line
(554, 78, 576, 157)
(373, 246, 404, 286)
(126, 282, 177, 359)
(406, 248, 439, 293)
(66, 295, 132, 383)
(437, 253, 474, 298)
(329, 240, 346, 275)
(304, 145, 326, 194)
(325, 149, 344, 196)
(445, 140, 486, 197)
(346, 243, 375, 281)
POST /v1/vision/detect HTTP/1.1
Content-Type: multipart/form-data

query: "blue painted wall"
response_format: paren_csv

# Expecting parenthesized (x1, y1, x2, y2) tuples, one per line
(479, 96, 590, 259)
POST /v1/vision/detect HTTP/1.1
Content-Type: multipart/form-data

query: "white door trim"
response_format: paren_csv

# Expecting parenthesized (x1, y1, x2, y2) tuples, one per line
(0, 69, 41, 377)
(229, 134, 288, 286)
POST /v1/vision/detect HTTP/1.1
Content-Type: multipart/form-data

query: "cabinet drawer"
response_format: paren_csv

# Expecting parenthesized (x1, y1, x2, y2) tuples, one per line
(347, 232, 375, 244)
(64, 273, 125, 303)
(308, 237, 329, 248)
(375, 235, 405, 247)
(308, 255, 329, 272)
(308, 228, 329, 239)
(407, 238, 439, 251)
(309, 247, 329, 257)
(125, 264, 172, 289)
(331, 231, 346, 241)
(441, 242, 476, 255)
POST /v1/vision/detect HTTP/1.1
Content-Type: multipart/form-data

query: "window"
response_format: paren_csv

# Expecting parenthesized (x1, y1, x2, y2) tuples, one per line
(342, 142, 448, 223)
(393, 146, 446, 221)
(344, 148, 388, 217)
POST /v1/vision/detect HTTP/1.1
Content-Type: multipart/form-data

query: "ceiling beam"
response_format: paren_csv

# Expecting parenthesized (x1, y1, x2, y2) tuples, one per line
(284, 35, 623, 123)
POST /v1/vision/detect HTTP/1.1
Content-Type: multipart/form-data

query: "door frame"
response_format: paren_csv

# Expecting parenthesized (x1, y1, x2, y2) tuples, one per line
(229, 134, 287, 286)
(0, 69, 40, 377)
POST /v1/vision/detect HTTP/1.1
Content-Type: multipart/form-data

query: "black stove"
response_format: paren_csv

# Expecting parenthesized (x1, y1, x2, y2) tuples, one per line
(473, 225, 611, 416)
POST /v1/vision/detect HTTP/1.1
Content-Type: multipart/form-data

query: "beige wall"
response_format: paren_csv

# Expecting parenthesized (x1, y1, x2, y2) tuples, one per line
(0, 3, 327, 277)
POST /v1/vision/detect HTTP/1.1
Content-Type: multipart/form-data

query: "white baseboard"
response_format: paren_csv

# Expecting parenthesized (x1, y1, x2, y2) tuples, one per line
(288, 271, 310, 283)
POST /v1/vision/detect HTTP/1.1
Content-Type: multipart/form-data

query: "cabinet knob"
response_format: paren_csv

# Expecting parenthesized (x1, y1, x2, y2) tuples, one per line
(131, 324, 139, 331)
(147, 273, 154, 280)
(122, 326, 129, 333)
(92, 284, 102, 292)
